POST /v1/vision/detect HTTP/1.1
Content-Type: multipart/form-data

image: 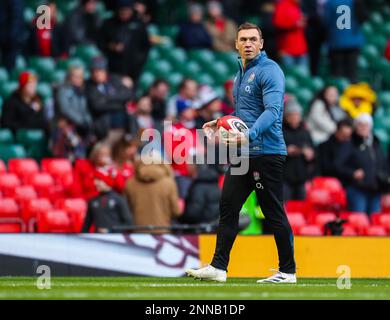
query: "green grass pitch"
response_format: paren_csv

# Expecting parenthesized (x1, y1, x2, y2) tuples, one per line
(0, 277, 389, 299)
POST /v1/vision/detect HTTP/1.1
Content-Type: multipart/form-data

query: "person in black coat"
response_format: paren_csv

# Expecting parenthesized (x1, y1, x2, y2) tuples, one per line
(1, 71, 49, 136)
(176, 3, 212, 49)
(82, 190, 133, 233)
(0, 0, 25, 71)
(334, 113, 390, 215)
(283, 100, 315, 201)
(180, 164, 222, 224)
(318, 119, 353, 176)
(64, 0, 101, 47)
(98, 0, 150, 83)
(85, 56, 134, 140)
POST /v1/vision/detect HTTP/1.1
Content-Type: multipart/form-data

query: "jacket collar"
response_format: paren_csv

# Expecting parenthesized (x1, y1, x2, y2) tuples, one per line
(238, 51, 267, 72)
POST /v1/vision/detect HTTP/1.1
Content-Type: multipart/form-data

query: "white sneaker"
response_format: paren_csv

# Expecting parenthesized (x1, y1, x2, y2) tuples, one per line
(185, 265, 227, 282)
(256, 270, 297, 284)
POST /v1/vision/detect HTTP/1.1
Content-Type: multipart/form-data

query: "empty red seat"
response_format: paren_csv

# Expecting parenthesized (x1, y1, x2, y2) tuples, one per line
(298, 225, 323, 236)
(0, 222, 23, 233)
(307, 188, 332, 211)
(311, 177, 346, 209)
(285, 200, 306, 215)
(381, 194, 390, 213)
(0, 173, 21, 196)
(37, 209, 73, 233)
(22, 198, 53, 228)
(365, 225, 387, 236)
(374, 214, 390, 232)
(8, 158, 39, 182)
(314, 212, 337, 227)
(287, 212, 306, 234)
(347, 213, 370, 235)
(0, 198, 19, 217)
(14, 185, 37, 204)
(0, 160, 6, 174)
(56, 198, 87, 232)
(342, 225, 357, 236)
(41, 158, 73, 187)
(26, 173, 55, 197)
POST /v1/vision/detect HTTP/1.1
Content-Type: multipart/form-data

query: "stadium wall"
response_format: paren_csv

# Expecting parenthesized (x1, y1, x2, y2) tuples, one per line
(199, 235, 390, 278)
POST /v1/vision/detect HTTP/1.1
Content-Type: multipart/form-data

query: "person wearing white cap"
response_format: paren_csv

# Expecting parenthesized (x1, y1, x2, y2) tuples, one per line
(334, 113, 390, 215)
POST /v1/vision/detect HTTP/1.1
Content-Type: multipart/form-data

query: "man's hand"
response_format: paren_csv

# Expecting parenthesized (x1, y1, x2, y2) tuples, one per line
(202, 119, 218, 139)
(220, 131, 249, 145)
(353, 169, 365, 181)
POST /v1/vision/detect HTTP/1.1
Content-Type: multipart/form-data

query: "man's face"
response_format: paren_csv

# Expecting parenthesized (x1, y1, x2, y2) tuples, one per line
(183, 80, 198, 99)
(153, 82, 169, 100)
(235, 28, 263, 61)
(286, 112, 301, 128)
(118, 7, 133, 22)
(355, 121, 371, 138)
(69, 68, 84, 87)
(92, 69, 107, 84)
(336, 125, 352, 142)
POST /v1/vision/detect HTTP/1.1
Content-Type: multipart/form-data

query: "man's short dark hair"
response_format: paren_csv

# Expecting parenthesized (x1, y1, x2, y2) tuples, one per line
(237, 22, 262, 39)
(337, 119, 353, 130)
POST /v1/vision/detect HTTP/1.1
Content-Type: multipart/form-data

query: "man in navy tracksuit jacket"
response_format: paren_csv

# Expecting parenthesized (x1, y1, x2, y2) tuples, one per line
(186, 23, 296, 283)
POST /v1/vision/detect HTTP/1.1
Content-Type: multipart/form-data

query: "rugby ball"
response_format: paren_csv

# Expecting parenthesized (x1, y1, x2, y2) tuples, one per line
(216, 115, 248, 139)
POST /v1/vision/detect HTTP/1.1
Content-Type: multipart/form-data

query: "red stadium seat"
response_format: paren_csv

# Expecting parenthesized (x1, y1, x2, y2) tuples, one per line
(381, 194, 390, 213)
(298, 225, 323, 236)
(307, 188, 332, 212)
(14, 185, 37, 204)
(0, 222, 23, 233)
(0, 173, 21, 197)
(287, 212, 306, 234)
(346, 213, 370, 235)
(365, 226, 387, 236)
(37, 209, 73, 233)
(41, 158, 73, 187)
(375, 214, 390, 233)
(285, 200, 307, 215)
(314, 212, 337, 228)
(0, 198, 19, 218)
(56, 198, 87, 232)
(8, 158, 39, 182)
(0, 160, 6, 174)
(341, 225, 357, 236)
(26, 173, 55, 198)
(22, 198, 53, 231)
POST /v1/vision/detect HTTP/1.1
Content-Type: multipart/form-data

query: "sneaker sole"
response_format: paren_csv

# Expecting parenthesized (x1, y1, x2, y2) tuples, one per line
(185, 270, 226, 282)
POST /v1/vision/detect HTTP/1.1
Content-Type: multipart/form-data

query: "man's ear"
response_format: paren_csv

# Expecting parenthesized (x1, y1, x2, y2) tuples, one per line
(235, 39, 239, 51)
(259, 39, 264, 50)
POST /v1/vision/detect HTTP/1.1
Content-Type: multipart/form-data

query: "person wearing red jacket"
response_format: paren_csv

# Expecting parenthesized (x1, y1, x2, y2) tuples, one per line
(385, 38, 390, 61)
(71, 142, 125, 200)
(273, 0, 308, 67)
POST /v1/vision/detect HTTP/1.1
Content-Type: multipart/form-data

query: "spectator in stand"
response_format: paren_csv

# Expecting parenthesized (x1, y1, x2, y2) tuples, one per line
(258, 0, 278, 61)
(386, 38, 390, 61)
(72, 142, 126, 200)
(26, 2, 68, 58)
(221, 79, 234, 115)
(134, 95, 159, 133)
(318, 119, 353, 177)
(148, 79, 170, 122)
(194, 85, 222, 129)
(273, 0, 308, 67)
(0, 0, 25, 71)
(306, 85, 347, 145)
(112, 133, 140, 182)
(324, 0, 367, 83)
(176, 3, 212, 50)
(302, 0, 327, 76)
(1, 71, 49, 136)
(334, 113, 389, 215)
(52, 66, 93, 160)
(339, 83, 377, 119)
(98, 0, 151, 83)
(164, 100, 198, 199)
(166, 78, 198, 120)
(283, 99, 315, 200)
(124, 151, 181, 233)
(85, 56, 134, 142)
(82, 188, 133, 233)
(64, 0, 101, 47)
(180, 163, 221, 224)
(204, 1, 237, 52)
